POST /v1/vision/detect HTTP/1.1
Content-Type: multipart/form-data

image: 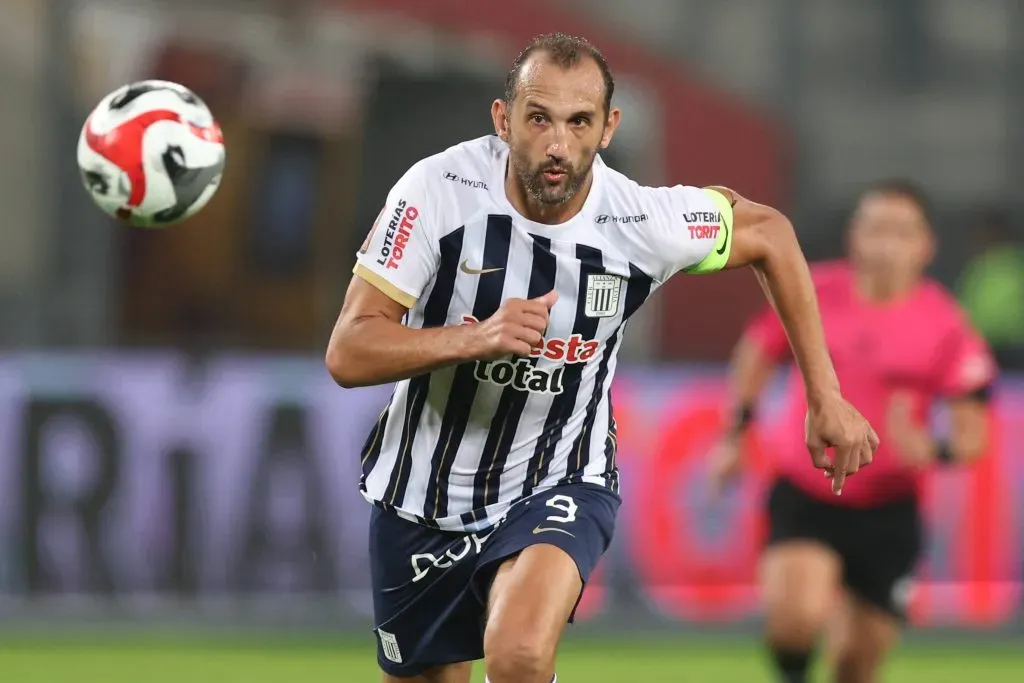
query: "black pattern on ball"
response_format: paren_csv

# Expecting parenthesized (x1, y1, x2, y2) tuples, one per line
(82, 169, 110, 195)
(109, 81, 199, 111)
(152, 144, 225, 224)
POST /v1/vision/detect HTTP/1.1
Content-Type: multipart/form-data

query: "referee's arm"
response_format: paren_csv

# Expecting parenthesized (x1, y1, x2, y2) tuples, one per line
(908, 323, 998, 466)
(722, 324, 783, 438)
(943, 389, 992, 464)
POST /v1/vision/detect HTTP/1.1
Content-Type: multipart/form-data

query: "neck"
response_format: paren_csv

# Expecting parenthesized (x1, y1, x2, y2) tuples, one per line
(855, 270, 919, 303)
(505, 165, 594, 225)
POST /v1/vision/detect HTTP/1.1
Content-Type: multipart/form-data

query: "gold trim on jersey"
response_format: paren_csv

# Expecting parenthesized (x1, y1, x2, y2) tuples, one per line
(353, 263, 418, 309)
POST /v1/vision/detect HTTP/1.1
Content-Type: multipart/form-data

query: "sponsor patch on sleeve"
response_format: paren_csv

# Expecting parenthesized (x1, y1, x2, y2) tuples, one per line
(683, 188, 734, 274)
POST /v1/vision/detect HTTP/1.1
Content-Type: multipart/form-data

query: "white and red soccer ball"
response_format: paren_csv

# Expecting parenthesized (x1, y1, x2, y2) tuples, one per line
(77, 80, 225, 227)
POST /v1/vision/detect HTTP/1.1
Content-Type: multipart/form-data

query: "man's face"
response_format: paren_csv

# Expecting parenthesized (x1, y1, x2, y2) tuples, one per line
(848, 191, 934, 280)
(493, 54, 619, 206)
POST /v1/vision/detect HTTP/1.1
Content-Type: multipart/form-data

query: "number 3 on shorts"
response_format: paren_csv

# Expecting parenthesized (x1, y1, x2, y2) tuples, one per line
(545, 495, 578, 524)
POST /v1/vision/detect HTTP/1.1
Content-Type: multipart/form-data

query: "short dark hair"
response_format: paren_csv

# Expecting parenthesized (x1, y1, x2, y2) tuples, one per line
(861, 178, 932, 223)
(504, 33, 615, 115)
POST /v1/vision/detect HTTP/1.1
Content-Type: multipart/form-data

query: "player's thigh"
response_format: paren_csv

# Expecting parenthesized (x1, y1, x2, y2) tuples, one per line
(381, 662, 473, 683)
(369, 507, 487, 678)
(826, 592, 901, 683)
(484, 544, 582, 660)
(478, 484, 619, 662)
(761, 479, 844, 639)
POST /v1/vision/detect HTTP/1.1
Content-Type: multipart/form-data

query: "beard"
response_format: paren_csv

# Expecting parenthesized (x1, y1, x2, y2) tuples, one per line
(510, 144, 596, 206)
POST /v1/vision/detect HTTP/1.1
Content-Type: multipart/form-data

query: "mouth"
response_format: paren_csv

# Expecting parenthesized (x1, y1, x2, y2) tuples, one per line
(541, 169, 567, 183)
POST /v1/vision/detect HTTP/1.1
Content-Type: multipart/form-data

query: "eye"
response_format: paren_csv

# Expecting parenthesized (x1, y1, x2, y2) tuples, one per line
(529, 113, 547, 125)
(571, 116, 590, 127)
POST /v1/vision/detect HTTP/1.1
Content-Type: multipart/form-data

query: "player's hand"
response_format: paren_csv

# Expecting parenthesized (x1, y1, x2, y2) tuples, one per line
(886, 393, 933, 470)
(708, 434, 744, 498)
(471, 290, 558, 360)
(805, 393, 880, 496)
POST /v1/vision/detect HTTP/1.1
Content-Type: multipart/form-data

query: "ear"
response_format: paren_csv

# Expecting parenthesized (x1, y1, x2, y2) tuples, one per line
(600, 107, 622, 149)
(492, 99, 510, 143)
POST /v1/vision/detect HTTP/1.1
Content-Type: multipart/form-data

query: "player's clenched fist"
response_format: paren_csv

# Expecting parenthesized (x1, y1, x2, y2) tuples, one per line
(470, 290, 558, 360)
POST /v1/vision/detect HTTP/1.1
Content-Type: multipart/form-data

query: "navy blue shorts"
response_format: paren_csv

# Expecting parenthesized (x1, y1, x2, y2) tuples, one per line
(369, 482, 620, 677)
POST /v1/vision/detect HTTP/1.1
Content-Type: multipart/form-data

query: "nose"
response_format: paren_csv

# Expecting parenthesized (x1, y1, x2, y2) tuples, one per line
(544, 125, 569, 160)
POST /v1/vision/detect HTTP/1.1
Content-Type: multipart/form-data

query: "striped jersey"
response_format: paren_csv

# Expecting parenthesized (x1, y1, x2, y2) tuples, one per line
(353, 135, 733, 532)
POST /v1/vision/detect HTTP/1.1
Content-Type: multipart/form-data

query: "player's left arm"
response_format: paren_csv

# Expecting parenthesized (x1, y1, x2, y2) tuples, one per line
(681, 186, 841, 409)
(650, 183, 874, 491)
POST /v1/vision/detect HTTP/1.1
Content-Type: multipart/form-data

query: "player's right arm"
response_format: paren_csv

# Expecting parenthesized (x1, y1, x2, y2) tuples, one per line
(325, 162, 554, 388)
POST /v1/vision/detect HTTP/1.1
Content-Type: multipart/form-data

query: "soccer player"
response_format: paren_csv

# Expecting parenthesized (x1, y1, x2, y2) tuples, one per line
(327, 33, 878, 683)
(711, 180, 997, 683)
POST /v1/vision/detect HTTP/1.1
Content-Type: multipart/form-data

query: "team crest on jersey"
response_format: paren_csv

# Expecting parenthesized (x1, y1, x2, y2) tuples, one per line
(584, 274, 622, 318)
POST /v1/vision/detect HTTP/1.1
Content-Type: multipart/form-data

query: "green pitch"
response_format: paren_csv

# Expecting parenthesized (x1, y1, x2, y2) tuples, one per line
(1, 635, 1022, 682)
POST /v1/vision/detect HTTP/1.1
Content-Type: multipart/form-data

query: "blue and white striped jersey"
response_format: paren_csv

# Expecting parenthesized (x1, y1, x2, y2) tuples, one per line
(353, 135, 732, 532)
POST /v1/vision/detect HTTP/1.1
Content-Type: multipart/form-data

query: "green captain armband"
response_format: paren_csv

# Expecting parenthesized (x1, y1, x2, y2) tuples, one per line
(684, 188, 734, 274)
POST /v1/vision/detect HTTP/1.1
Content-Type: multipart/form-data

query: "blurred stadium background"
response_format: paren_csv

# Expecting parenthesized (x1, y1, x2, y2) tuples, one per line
(1, 0, 1023, 680)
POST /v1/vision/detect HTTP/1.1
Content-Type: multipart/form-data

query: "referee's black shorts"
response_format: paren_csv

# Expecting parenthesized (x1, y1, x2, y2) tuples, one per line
(766, 477, 923, 619)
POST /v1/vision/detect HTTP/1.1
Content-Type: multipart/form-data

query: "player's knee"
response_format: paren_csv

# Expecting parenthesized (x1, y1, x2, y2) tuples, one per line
(484, 645, 551, 683)
(483, 628, 554, 683)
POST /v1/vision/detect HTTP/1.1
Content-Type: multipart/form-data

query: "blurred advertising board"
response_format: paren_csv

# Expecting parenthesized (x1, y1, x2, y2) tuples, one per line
(0, 355, 1020, 629)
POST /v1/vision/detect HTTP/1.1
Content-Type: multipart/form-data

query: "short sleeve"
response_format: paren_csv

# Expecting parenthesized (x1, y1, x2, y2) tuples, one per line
(353, 161, 442, 308)
(935, 321, 998, 397)
(643, 186, 734, 281)
(745, 305, 791, 362)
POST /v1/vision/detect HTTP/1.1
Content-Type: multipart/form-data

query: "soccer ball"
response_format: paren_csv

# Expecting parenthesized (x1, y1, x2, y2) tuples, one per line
(77, 80, 225, 228)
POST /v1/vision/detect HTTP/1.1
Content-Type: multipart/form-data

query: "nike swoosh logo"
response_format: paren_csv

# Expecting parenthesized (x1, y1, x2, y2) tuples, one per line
(716, 212, 730, 256)
(532, 525, 575, 538)
(460, 259, 504, 276)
